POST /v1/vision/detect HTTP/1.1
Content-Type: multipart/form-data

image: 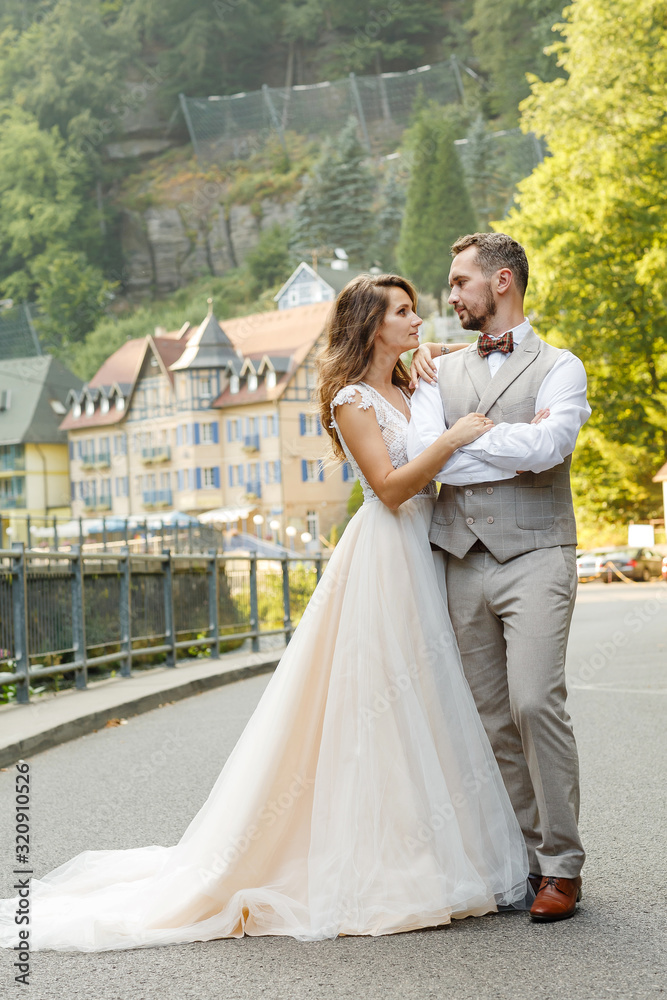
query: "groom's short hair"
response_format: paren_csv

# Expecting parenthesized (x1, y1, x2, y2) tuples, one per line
(451, 233, 529, 297)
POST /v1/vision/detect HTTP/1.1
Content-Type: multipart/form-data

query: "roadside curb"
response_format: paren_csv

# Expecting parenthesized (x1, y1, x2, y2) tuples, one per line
(0, 654, 280, 768)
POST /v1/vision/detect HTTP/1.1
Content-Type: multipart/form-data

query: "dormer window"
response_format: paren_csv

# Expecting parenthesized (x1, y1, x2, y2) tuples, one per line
(85, 399, 95, 417)
(73, 402, 81, 418)
(116, 396, 125, 411)
(200, 375, 212, 398)
(266, 371, 276, 389)
(100, 397, 109, 414)
(230, 376, 240, 394)
(248, 374, 258, 392)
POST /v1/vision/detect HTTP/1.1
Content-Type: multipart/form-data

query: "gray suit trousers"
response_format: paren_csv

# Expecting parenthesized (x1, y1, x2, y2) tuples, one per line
(445, 543, 585, 878)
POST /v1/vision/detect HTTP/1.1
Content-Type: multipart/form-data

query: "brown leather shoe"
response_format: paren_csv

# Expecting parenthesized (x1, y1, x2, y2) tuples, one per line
(530, 876, 582, 922)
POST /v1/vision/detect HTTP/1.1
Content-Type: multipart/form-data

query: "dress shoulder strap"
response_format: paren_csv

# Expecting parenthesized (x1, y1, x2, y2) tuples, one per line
(329, 384, 374, 426)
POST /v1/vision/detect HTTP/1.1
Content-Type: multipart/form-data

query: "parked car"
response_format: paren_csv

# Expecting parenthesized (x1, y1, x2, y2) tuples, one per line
(591, 547, 664, 582)
(576, 549, 608, 582)
(577, 546, 666, 582)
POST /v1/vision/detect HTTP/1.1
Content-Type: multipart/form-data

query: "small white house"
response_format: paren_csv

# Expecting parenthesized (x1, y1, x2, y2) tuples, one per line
(274, 262, 361, 311)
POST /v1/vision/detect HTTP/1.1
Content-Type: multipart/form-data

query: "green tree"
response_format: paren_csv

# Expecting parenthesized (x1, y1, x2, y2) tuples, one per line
(459, 114, 509, 230)
(373, 168, 406, 272)
(397, 105, 476, 306)
(0, 107, 87, 296)
(32, 249, 114, 348)
(467, 0, 565, 124)
(0, 0, 137, 148)
(291, 117, 375, 266)
(244, 224, 296, 297)
(506, 0, 667, 534)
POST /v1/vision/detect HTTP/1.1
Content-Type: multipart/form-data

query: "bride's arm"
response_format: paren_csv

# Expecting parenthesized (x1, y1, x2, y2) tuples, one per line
(334, 392, 492, 510)
(409, 342, 469, 388)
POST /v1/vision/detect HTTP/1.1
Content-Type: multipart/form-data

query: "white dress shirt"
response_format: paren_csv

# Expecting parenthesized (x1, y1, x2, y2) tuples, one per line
(406, 319, 592, 485)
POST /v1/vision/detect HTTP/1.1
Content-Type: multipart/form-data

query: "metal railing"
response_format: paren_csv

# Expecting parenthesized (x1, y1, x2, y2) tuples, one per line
(141, 446, 171, 463)
(142, 489, 173, 507)
(0, 543, 328, 704)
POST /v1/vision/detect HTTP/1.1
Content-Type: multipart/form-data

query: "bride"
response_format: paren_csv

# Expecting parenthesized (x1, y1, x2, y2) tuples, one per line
(0, 273, 531, 953)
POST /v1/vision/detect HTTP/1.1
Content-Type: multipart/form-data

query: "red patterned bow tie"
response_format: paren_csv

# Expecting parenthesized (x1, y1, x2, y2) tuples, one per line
(477, 331, 514, 358)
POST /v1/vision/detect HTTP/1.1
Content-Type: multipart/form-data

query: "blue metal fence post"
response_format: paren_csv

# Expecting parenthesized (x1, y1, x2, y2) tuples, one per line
(249, 552, 259, 652)
(281, 555, 293, 644)
(119, 547, 132, 677)
(208, 550, 220, 658)
(162, 550, 176, 667)
(71, 545, 88, 690)
(11, 543, 29, 703)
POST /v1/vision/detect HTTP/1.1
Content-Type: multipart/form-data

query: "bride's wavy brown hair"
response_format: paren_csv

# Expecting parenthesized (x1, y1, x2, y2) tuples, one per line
(314, 273, 417, 460)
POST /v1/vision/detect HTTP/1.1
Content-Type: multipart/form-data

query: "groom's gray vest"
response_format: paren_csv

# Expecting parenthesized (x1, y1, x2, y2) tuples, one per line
(430, 329, 578, 563)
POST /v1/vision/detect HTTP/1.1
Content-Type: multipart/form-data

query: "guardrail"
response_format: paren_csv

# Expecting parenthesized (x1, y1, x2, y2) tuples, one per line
(0, 543, 328, 704)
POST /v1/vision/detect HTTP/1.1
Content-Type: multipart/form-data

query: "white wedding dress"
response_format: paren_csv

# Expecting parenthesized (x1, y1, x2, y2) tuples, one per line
(0, 383, 528, 952)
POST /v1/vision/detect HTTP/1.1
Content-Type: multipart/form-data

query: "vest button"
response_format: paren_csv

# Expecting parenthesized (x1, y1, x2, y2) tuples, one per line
(486, 487, 494, 494)
(487, 516, 494, 524)
(465, 489, 473, 497)
(466, 517, 474, 525)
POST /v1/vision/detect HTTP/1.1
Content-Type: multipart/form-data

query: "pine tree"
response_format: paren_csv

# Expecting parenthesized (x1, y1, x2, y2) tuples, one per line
(291, 117, 375, 266)
(373, 169, 407, 272)
(397, 106, 477, 306)
(459, 114, 507, 230)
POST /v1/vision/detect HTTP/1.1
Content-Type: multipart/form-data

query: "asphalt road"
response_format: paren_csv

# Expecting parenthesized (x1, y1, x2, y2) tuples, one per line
(0, 581, 665, 1000)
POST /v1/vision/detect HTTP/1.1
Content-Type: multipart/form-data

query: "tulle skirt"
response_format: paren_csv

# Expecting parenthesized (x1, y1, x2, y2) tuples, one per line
(0, 496, 528, 952)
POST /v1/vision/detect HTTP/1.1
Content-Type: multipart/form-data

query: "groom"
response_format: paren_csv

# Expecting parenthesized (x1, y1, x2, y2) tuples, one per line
(407, 232, 590, 922)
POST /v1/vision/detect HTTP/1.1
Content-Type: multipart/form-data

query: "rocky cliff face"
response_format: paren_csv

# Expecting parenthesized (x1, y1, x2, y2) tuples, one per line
(121, 197, 297, 296)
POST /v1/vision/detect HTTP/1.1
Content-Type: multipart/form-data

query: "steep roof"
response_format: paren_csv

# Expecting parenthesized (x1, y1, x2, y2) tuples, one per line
(273, 261, 361, 303)
(60, 332, 191, 431)
(212, 302, 330, 409)
(170, 299, 238, 371)
(0, 356, 82, 445)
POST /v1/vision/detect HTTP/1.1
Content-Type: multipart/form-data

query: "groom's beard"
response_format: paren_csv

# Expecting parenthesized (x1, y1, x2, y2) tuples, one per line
(458, 284, 497, 331)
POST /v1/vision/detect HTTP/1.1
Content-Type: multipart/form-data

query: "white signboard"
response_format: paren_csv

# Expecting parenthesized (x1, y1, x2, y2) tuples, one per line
(627, 523, 655, 546)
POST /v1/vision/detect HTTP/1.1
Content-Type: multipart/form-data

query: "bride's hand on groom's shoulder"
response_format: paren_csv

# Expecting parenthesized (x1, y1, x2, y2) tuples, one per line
(531, 408, 550, 424)
(409, 345, 438, 389)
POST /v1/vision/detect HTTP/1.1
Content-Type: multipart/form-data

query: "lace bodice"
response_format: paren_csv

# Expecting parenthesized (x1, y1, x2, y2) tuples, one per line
(330, 382, 437, 504)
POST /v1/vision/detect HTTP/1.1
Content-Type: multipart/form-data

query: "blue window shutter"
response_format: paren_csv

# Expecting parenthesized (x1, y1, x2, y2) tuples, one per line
(342, 463, 349, 482)
(316, 416, 322, 436)
(186, 424, 193, 446)
(69, 442, 74, 460)
(194, 422, 200, 445)
(196, 467, 202, 490)
(275, 460, 282, 484)
(301, 459, 308, 482)
(70, 481, 76, 501)
(299, 413, 306, 435)
(212, 422, 219, 444)
(213, 466, 220, 488)
(262, 415, 268, 437)
(228, 466, 233, 487)
(318, 460, 324, 482)
(226, 421, 232, 443)
(244, 416, 250, 437)
(239, 465, 245, 485)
